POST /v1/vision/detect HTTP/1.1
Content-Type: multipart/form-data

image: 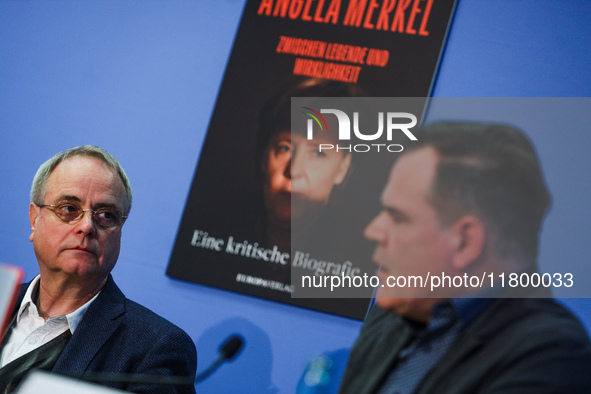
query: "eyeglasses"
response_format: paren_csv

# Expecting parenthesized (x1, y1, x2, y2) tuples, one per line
(39, 201, 127, 229)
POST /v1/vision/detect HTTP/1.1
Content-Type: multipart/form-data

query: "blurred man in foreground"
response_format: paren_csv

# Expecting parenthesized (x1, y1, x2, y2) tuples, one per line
(339, 122, 591, 393)
(0, 146, 196, 393)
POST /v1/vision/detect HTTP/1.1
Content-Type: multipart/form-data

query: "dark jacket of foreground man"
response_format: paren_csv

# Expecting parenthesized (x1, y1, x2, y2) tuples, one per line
(339, 297, 591, 394)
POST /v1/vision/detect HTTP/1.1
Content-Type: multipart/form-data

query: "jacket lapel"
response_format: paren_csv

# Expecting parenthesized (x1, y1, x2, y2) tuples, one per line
(0, 283, 29, 348)
(339, 307, 415, 394)
(415, 298, 528, 394)
(52, 275, 125, 376)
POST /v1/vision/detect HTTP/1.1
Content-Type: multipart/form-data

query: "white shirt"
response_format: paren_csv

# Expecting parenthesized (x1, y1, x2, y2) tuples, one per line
(0, 275, 100, 368)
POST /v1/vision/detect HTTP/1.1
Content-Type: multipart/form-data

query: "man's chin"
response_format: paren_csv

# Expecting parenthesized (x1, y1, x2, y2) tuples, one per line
(376, 295, 402, 310)
(375, 289, 418, 313)
(55, 258, 100, 277)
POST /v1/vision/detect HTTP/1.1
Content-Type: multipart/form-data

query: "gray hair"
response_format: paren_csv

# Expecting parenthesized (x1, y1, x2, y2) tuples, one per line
(30, 145, 133, 215)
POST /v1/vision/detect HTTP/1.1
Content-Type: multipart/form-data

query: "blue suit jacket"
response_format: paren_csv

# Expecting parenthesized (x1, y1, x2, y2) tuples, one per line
(9, 275, 197, 394)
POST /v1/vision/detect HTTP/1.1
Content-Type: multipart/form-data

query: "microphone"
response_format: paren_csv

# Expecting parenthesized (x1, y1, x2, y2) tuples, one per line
(78, 334, 244, 386)
(195, 334, 244, 383)
(220, 334, 243, 360)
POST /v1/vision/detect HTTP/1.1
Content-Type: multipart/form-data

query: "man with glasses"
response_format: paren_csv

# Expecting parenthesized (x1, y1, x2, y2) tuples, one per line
(0, 146, 196, 393)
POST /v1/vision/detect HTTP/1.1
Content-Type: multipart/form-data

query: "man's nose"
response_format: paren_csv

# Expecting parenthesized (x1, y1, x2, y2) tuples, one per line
(364, 212, 386, 243)
(75, 209, 97, 236)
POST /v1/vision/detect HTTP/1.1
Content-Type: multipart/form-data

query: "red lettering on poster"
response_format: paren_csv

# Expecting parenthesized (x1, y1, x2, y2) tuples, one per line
(259, 0, 433, 34)
(362, 0, 380, 29)
(391, 0, 412, 33)
(376, 0, 396, 30)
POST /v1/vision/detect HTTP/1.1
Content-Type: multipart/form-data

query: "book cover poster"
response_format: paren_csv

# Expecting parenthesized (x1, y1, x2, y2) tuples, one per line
(167, 0, 457, 319)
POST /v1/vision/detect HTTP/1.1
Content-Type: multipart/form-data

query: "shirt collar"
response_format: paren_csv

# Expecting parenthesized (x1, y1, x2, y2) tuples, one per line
(450, 297, 492, 324)
(16, 275, 101, 334)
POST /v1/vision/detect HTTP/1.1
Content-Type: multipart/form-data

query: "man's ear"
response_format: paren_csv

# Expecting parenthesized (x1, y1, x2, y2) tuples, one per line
(29, 203, 40, 242)
(450, 215, 486, 271)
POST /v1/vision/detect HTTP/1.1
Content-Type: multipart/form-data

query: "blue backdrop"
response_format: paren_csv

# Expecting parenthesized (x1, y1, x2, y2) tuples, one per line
(1, 1, 590, 392)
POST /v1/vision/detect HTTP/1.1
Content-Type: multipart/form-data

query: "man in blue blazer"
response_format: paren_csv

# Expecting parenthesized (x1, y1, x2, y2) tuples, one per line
(0, 146, 196, 393)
